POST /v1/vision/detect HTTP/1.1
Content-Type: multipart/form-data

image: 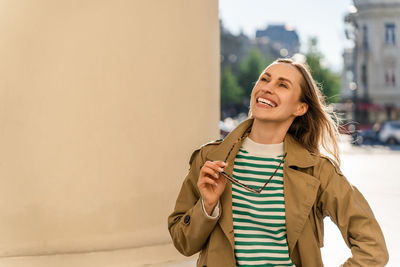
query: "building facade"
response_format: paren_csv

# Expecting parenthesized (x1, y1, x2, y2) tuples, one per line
(342, 0, 400, 125)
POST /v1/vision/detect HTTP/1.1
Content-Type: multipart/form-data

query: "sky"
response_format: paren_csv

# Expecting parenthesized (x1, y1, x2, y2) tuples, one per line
(218, 0, 354, 73)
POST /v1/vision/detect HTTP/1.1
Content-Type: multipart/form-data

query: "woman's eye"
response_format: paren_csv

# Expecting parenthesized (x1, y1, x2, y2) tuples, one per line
(280, 83, 288, 88)
(260, 78, 287, 88)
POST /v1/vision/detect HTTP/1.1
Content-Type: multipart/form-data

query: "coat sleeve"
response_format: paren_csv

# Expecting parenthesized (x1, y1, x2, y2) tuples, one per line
(317, 158, 389, 266)
(167, 146, 221, 256)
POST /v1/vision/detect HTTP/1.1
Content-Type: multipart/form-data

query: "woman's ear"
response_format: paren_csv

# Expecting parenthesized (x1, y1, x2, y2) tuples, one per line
(294, 102, 308, 117)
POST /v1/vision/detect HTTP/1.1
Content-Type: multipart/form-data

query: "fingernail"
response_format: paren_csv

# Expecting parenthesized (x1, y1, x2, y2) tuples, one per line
(222, 162, 227, 166)
(215, 173, 219, 178)
(218, 167, 224, 172)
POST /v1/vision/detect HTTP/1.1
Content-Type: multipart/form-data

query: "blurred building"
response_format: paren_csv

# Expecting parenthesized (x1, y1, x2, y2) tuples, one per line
(342, 0, 400, 125)
(255, 24, 300, 58)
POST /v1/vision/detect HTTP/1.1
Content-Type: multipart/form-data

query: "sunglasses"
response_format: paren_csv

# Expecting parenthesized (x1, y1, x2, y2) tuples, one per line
(219, 128, 287, 194)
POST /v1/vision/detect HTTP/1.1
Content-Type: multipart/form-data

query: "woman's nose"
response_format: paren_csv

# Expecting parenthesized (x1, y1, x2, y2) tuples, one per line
(260, 85, 274, 94)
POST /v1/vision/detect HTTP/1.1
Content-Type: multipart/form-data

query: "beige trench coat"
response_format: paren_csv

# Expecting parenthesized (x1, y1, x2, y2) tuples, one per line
(168, 117, 389, 267)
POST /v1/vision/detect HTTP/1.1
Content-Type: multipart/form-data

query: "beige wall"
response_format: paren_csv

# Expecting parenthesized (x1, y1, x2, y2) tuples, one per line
(0, 0, 219, 258)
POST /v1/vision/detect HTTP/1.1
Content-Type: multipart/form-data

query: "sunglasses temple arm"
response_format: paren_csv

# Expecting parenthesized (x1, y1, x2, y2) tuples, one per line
(220, 172, 238, 184)
(258, 153, 286, 192)
(220, 172, 260, 193)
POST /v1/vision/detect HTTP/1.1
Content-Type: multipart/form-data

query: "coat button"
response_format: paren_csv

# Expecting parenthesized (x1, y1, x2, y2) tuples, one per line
(183, 215, 191, 225)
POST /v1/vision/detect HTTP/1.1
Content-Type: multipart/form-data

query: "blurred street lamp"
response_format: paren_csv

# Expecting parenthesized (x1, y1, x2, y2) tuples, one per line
(344, 9, 359, 124)
(280, 48, 288, 57)
(349, 82, 357, 90)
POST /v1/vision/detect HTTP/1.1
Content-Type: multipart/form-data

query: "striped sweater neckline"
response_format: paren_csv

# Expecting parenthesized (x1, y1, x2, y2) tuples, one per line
(241, 136, 284, 157)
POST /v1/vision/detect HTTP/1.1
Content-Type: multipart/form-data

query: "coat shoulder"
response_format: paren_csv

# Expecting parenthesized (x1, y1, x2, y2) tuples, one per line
(189, 138, 224, 166)
(316, 154, 344, 177)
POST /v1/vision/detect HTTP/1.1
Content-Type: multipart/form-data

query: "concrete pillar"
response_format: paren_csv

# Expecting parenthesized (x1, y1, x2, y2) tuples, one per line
(0, 0, 219, 262)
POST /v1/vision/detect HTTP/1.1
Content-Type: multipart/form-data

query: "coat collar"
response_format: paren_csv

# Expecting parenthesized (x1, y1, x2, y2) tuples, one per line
(207, 117, 318, 168)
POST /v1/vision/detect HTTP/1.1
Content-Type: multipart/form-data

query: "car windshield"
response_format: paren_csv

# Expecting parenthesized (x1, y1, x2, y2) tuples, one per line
(390, 122, 400, 129)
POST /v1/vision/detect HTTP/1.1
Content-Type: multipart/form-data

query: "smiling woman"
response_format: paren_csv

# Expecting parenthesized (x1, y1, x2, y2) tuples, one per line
(249, 58, 340, 167)
(168, 57, 389, 267)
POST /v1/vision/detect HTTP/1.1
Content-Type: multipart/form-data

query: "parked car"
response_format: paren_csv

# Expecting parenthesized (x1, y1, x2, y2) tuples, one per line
(378, 120, 400, 145)
(355, 128, 381, 145)
(219, 120, 231, 138)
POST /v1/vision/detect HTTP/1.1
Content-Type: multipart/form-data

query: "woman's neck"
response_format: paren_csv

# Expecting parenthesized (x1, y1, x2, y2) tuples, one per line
(248, 118, 291, 144)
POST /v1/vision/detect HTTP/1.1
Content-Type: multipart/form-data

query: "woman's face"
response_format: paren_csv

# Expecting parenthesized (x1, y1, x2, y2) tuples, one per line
(250, 62, 308, 124)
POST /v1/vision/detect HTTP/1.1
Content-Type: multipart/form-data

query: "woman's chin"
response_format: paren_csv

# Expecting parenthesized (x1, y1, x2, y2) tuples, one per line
(252, 109, 273, 118)
(252, 113, 275, 121)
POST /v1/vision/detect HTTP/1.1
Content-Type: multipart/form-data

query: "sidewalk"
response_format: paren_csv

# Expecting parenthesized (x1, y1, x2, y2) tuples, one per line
(0, 243, 197, 267)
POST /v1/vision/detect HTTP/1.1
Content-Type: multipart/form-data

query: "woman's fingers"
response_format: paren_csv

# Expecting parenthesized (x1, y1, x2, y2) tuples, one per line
(198, 176, 218, 187)
(203, 167, 220, 179)
(197, 160, 229, 206)
(203, 161, 228, 177)
(198, 160, 228, 187)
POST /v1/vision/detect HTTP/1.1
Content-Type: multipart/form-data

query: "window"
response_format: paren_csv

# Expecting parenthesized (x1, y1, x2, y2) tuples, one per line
(384, 69, 396, 86)
(361, 64, 367, 86)
(362, 25, 368, 49)
(385, 23, 396, 45)
(392, 72, 396, 86)
(385, 71, 389, 84)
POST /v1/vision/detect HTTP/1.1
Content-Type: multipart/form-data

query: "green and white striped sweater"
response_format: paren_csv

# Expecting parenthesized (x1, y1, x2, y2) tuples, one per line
(232, 136, 294, 267)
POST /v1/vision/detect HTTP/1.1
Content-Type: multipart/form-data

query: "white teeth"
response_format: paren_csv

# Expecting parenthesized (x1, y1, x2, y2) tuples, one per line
(257, 97, 276, 107)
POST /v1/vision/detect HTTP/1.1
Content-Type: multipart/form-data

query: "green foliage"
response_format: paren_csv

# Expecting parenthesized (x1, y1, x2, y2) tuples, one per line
(220, 66, 245, 108)
(305, 37, 341, 104)
(238, 47, 270, 97)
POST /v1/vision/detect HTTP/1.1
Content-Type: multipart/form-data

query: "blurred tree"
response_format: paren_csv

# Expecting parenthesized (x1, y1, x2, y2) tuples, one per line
(220, 22, 281, 118)
(220, 20, 250, 76)
(238, 47, 273, 98)
(305, 37, 341, 104)
(221, 66, 245, 109)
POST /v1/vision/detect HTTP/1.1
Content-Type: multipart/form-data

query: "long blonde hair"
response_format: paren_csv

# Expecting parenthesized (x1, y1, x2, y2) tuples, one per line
(248, 58, 341, 167)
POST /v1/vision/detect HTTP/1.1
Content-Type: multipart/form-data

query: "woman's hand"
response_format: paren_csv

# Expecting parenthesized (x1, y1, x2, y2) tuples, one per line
(197, 160, 228, 215)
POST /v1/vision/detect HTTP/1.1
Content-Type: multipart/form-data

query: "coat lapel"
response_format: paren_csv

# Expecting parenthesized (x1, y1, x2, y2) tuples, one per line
(205, 118, 254, 250)
(205, 117, 321, 255)
(282, 134, 320, 254)
(283, 164, 320, 254)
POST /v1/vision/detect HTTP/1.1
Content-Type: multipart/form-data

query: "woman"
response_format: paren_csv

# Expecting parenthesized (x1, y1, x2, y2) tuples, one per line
(167, 58, 389, 267)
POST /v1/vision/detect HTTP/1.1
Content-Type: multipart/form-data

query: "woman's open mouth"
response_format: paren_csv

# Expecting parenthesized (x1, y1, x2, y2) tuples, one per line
(256, 97, 278, 108)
